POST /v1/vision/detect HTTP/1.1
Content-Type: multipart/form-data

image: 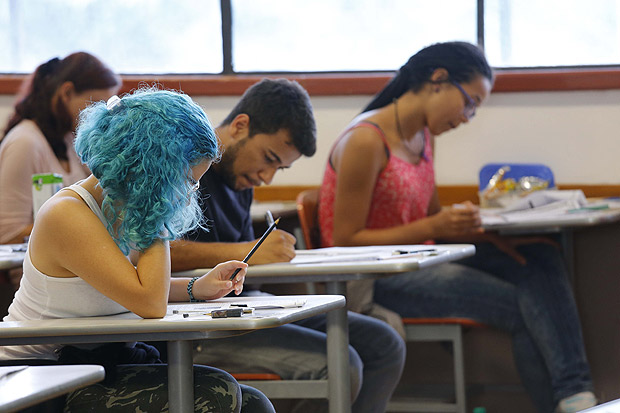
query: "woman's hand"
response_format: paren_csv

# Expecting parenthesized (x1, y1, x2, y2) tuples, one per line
(192, 260, 248, 300)
(431, 201, 483, 238)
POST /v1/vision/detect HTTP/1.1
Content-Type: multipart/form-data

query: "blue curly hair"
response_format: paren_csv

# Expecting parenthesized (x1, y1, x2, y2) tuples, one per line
(74, 88, 220, 255)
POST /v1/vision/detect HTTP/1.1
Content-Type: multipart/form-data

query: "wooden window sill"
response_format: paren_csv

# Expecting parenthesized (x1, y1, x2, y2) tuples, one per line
(1, 68, 619, 97)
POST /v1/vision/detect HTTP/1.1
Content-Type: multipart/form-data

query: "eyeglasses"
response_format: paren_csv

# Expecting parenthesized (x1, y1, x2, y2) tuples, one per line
(450, 81, 477, 120)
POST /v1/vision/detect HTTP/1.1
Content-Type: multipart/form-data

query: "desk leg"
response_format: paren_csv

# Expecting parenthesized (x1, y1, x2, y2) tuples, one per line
(167, 340, 194, 413)
(325, 281, 352, 413)
(560, 229, 575, 283)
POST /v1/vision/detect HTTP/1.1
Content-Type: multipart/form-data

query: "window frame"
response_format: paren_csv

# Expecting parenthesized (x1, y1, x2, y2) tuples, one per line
(2, 68, 620, 97)
(2, 0, 620, 96)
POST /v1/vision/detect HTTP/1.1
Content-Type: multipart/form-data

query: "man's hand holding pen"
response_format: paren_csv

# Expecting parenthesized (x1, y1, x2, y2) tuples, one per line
(246, 230, 297, 264)
(242, 210, 296, 265)
(229, 216, 285, 281)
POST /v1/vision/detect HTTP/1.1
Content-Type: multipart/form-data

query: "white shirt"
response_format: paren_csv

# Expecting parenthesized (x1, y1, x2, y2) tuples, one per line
(0, 184, 128, 360)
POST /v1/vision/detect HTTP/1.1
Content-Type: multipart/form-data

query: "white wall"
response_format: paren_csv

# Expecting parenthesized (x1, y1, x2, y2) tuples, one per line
(2, 89, 620, 186)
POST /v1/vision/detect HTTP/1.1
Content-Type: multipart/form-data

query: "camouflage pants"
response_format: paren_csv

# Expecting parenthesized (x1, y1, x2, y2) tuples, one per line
(64, 364, 274, 413)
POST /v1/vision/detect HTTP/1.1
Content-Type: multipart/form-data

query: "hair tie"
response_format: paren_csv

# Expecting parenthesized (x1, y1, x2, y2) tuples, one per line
(106, 95, 123, 113)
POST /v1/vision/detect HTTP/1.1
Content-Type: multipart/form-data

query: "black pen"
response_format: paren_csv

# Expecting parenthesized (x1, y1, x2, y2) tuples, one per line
(229, 217, 280, 280)
(180, 308, 254, 318)
(392, 248, 437, 255)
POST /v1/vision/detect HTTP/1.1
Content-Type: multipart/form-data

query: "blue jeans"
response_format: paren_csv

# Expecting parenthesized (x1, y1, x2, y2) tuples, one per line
(193, 306, 406, 413)
(373, 242, 593, 413)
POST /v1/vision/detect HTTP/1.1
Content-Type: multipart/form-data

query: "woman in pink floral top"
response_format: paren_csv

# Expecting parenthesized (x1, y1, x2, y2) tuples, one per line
(318, 42, 595, 413)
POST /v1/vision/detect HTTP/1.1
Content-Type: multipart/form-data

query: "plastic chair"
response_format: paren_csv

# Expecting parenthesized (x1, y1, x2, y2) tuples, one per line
(295, 188, 483, 413)
(478, 163, 555, 191)
(296, 188, 321, 249)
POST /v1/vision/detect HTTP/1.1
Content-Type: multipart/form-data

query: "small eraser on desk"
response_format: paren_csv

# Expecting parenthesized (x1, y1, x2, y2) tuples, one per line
(212, 308, 244, 318)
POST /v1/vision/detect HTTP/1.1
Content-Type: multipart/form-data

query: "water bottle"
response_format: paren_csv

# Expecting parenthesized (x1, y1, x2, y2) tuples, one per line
(32, 173, 63, 219)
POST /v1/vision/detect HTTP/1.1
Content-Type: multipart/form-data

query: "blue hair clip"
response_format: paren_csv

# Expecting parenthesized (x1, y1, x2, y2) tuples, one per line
(106, 95, 123, 113)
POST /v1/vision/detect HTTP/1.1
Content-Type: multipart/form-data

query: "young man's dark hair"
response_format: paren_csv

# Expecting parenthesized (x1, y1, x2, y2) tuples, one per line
(220, 78, 316, 157)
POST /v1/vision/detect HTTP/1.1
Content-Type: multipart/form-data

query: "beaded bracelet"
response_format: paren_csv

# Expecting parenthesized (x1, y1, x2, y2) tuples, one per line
(187, 276, 202, 302)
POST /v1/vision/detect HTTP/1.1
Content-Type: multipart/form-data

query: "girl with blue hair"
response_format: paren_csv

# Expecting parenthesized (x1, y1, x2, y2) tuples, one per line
(0, 88, 275, 412)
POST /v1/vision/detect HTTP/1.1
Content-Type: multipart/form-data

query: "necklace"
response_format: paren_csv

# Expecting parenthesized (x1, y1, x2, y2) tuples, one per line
(393, 99, 426, 161)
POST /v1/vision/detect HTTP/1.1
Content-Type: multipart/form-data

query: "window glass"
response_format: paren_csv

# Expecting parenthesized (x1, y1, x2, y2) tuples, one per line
(232, 0, 477, 72)
(0, 0, 222, 74)
(1, 1, 619, 74)
(485, 0, 620, 67)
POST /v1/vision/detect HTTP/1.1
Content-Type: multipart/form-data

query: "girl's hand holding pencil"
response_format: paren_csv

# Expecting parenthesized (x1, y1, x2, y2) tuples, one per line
(193, 260, 248, 299)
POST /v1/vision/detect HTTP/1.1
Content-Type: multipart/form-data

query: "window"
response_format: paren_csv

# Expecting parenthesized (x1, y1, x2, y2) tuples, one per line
(231, 0, 476, 72)
(0, 0, 222, 74)
(484, 0, 620, 68)
(0, 0, 619, 74)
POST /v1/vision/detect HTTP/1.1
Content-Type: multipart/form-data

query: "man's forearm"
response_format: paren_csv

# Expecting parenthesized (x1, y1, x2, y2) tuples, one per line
(170, 239, 251, 272)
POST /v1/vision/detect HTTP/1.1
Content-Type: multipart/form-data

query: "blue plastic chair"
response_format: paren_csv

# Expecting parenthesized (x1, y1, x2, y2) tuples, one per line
(479, 163, 555, 191)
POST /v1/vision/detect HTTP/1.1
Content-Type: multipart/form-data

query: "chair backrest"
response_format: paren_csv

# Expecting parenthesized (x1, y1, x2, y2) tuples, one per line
(478, 163, 555, 190)
(295, 188, 320, 250)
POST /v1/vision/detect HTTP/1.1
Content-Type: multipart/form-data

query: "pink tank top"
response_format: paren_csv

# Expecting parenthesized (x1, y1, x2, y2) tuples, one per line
(318, 121, 435, 247)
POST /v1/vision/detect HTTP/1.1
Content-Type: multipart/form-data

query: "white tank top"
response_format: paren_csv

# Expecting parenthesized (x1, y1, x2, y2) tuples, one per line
(0, 183, 129, 360)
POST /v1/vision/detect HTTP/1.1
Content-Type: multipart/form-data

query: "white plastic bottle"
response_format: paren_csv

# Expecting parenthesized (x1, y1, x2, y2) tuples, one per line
(32, 173, 63, 219)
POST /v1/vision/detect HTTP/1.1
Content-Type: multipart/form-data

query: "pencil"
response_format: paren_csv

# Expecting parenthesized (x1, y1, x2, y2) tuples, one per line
(229, 217, 280, 280)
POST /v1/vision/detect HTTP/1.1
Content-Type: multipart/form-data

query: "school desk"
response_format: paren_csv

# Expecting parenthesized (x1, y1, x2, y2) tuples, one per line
(481, 202, 620, 233)
(250, 200, 297, 223)
(174, 243, 477, 412)
(0, 295, 344, 413)
(482, 203, 620, 404)
(250, 200, 301, 241)
(0, 364, 104, 413)
(0, 243, 26, 271)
